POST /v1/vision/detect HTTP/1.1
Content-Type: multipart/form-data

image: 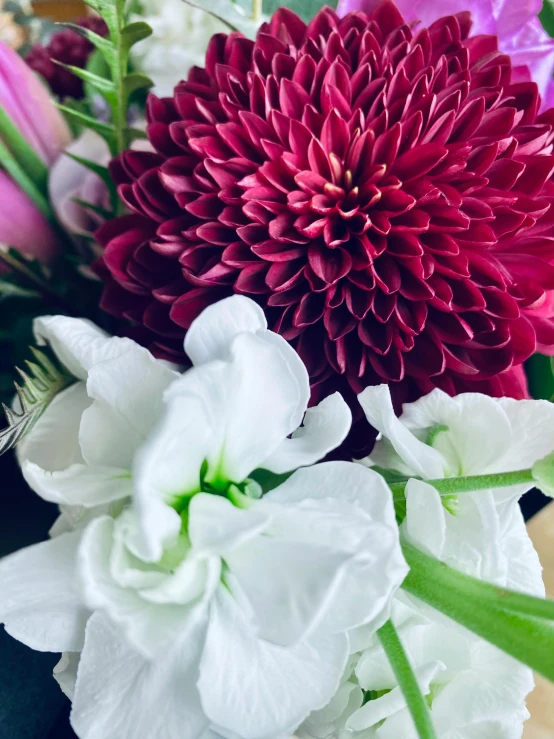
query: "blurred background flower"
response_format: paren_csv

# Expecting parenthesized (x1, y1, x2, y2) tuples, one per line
(25, 15, 108, 99)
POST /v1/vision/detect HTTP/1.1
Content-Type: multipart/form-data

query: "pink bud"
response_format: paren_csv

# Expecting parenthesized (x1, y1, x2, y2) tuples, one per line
(0, 41, 71, 164)
(0, 171, 59, 262)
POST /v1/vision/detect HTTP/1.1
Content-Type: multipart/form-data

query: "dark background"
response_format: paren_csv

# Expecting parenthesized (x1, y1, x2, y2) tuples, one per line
(0, 450, 550, 739)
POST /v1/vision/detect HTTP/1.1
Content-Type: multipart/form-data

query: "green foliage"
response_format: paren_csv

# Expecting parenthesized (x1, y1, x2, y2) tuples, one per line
(0, 106, 49, 193)
(402, 544, 554, 683)
(540, 0, 554, 37)
(60, 0, 153, 158)
(525, 353, 554, 400)
(0, 347, 74, 456)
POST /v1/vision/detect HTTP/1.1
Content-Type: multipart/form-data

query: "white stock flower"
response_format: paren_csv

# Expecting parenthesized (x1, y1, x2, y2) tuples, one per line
(358, 384, 554, 491)
(130, 0, 263, 97)
(0, 296, 407, 739)
(298, 599, 533, 739)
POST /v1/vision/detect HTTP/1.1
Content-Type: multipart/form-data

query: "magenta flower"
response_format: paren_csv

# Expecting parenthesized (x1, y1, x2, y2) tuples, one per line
(96, 3, 554, 453)
(0, 41, 71, 164)
(337, 0, 554, 109)
(0, 172, 59, 262)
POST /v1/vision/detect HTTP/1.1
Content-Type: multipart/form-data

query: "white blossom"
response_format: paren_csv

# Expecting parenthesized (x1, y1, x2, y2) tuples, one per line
(0, 297, 407, 739)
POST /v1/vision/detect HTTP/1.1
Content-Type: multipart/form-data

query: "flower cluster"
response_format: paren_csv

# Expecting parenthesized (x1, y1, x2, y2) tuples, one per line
(2, 296, 554, 738)
(98, 2, 554, 453)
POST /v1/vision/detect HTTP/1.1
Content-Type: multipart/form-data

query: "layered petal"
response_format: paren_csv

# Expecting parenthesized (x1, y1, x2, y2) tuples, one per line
(71, 612, 208, 739)
(0, 531, 89, 652)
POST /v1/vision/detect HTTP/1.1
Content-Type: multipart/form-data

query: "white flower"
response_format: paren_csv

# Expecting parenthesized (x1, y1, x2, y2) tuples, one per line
(1, 296, 407, 739)
(299, 598, 532, 739)
(130, 0, 263, 97)
(359, 384, 554, 489)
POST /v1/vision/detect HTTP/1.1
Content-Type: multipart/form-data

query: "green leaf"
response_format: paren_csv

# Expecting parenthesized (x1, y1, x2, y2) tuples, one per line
(123, 73, 154, 97)
(57, 22, 116, 66)
(0, 280, 40, 299)
(0, 139, 52, 219)
(72, 197, 114, 221)
(54, 61, 116, 100)
(540, 0, 554, 37)
(0, 347, 74, 456)
(525, 353, 554, 400)
(83, 0, 125, 39)
(402, 544, 554, 683)
(0, 105, 49, 193)
(377, 620, 437, 739)
(57, 104, 117, 152)
(120, 21, 153, 48)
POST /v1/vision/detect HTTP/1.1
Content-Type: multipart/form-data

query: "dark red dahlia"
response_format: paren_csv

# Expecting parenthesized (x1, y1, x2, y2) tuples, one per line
(97, 2, 554, 452)
(26, 17, 108, 100)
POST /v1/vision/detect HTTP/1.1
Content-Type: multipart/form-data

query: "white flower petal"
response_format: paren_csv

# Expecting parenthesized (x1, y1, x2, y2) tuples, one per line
(188, 493, 270, 553)
(78, 516, 206, 657)
(170, 332, 309, 484)
(358, 385, 445, 479)
(185, 295, 267, 365)
(132, 393, 212, 561)
(0, 531, 89, 652)
(34, 316, 137, 381)
(71, 612, 208, 739)
(262, 393, 352, 474)
(22, 462, 132, 507)
(80, 347, 178, 468)
(346, 662, 442, 732)
(17, 382, 89, 473)
(494, 397, 554, 472)
(401, 479, 446, 559)
(54, 652, 80, 700)
(264, 462, 407, 635)
(400, 391, 513, 476)
(199, 587, 349, 739)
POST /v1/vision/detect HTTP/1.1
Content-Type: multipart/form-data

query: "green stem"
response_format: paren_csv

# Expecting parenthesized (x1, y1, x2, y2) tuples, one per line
(377, 620, 437, 739)
(389, 468, 534, 501)
(402, 544, 554, 682)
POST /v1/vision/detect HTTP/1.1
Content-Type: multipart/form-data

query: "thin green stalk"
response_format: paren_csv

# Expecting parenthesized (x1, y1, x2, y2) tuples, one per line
(389, 468, 534, 501)
(402, 544, 554, 682)
(377, 620, 437, 739)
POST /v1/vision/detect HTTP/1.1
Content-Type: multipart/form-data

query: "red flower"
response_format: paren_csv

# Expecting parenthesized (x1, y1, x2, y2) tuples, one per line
(97, 2, 554, 452)
(26, 17, 108, 100)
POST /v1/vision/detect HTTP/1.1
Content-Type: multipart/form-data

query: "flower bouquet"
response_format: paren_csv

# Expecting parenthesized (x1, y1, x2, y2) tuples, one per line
(2, 0, 554, 737)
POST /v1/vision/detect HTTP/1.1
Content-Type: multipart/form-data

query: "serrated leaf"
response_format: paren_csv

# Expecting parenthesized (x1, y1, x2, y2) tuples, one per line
(0, 347, 74, 456)
(57, 104, 117, 152)
(57, 22, 116, 65)
(121, 21, 154, 48)
(54, 61, 116, 100)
